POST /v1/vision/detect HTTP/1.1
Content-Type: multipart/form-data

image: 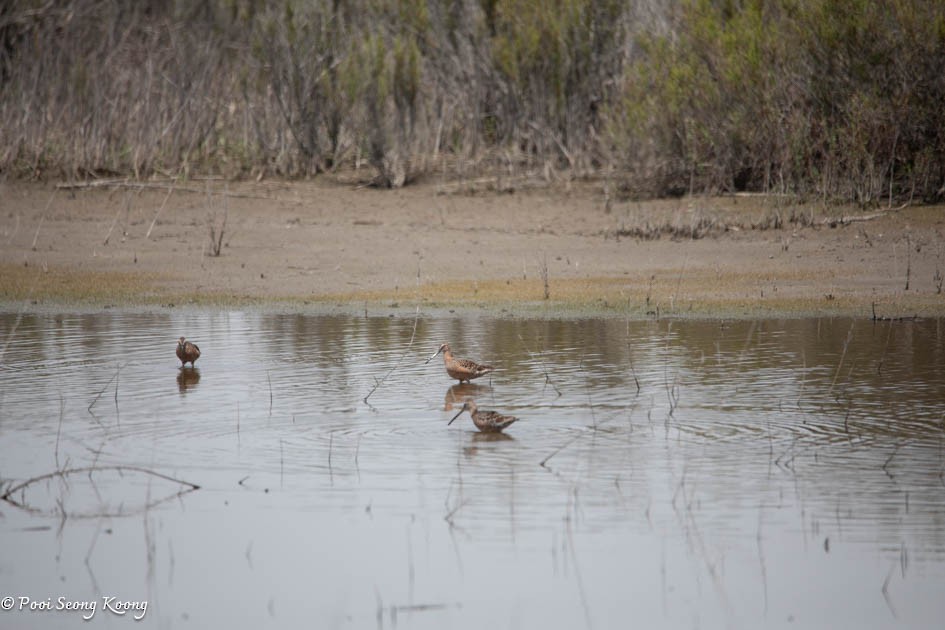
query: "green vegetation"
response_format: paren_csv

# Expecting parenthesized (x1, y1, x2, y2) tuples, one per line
(1, 0, 943, 203)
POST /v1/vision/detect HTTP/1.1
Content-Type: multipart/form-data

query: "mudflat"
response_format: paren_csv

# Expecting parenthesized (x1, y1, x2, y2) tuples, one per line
(1, 178, 943, 318)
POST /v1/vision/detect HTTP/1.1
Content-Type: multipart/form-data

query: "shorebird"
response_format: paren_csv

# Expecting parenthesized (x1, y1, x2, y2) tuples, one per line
(176, 337, 201, 367)
(448, 400, 518, 433)
(426, 342, 493, 383)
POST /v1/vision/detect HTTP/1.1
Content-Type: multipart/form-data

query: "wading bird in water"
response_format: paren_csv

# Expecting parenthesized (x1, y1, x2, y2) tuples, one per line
(448, 400, 518, 433)
(176, 337, 201, 367)
(426, 342, 493, 383)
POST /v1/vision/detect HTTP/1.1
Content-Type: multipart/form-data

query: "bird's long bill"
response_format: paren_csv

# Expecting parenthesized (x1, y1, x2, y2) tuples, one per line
(425, 347, 443, 364)
(447, 408, 464, 425)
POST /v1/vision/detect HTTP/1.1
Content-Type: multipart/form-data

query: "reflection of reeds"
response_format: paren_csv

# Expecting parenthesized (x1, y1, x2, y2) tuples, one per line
(564, 490, 593, 630)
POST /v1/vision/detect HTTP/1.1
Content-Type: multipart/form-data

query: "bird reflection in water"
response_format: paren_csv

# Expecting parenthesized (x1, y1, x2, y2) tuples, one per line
(177, 367, 201, 394)
(444, 383, 491, 411)
(463, 431, 515, 457)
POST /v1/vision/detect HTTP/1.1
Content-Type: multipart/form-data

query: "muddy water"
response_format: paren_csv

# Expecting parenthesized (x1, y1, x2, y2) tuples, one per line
(0, 311, 943, 629)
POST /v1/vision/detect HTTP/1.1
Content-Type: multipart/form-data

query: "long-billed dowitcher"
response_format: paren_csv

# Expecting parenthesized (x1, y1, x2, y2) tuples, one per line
(426, 342, 493, 383)
(176, 337, 201, 367)
(448, 400, 518, 433)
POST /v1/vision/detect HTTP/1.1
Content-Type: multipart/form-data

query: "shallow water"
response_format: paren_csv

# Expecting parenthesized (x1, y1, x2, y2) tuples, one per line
(0, 311, 944, 629)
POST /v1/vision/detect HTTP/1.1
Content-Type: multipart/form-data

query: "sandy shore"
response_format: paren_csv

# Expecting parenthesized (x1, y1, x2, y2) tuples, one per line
(1, 178, 943, 318)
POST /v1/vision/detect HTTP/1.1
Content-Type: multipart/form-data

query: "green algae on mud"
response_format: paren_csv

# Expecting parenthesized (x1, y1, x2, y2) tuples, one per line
(3, 263, 941, 321)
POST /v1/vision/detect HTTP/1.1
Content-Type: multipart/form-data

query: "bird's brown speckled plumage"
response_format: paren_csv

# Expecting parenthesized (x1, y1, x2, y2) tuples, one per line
(426, 342, 493, 383)
(176, 336, 201, 367)
(448, 400, 518, 433)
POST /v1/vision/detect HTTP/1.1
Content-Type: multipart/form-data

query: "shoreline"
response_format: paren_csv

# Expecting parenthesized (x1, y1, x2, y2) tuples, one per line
(2, 179, 943, 320)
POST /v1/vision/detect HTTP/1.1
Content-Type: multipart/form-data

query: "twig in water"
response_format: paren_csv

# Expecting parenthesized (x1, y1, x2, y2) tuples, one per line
(444, 498, 469, 526)
(564, 494, 594, 630)
(882, 443, 902, 480)
(757, 507, 769, 615)
(881, 561, 898, 619)
(625, 320, 641, 393)
(664, 367, 679, 417)
(539, 432, 583, 469)
(84, 517, 104, 584)
(363, 306, 421, 406)
(87, 364, 122, 414)
(578, 354, 597, 428)
(828, 322, 855, 395)
(517, 333, 562, 397)
(373, 587, 384, 628)
(267, 370, 273, 415)
(1, 466, 200, 509)
(876, 322, 893, 375)
(55, 394, 64, 471)
(143, 475, 156, 583)
(407, 526, 415, 602)
(328, 431, 334, 470)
